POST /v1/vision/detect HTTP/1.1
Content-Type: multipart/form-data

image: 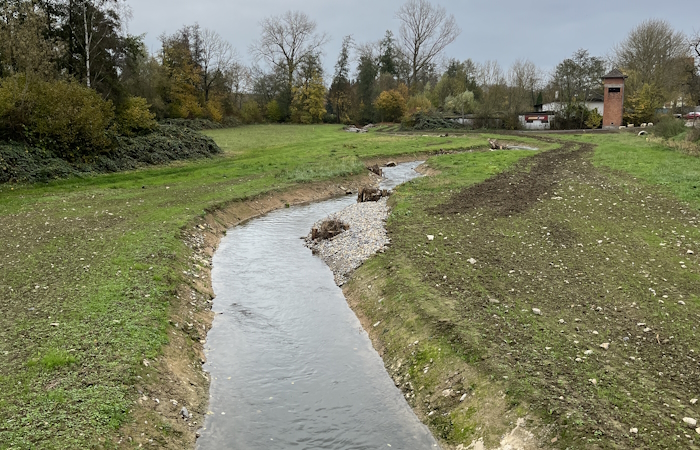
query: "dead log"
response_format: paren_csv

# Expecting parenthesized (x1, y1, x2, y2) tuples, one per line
(367, 164, 383, 176)
(357, 187, 391, 203)
(311, 219, 349, 241)
(488, 139, 505, 150)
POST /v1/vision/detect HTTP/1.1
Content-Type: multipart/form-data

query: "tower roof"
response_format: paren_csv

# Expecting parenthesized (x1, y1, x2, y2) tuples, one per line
(602, 69, 627, 79)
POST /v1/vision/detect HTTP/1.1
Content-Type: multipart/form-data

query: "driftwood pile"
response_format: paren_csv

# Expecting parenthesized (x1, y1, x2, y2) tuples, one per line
(344, 124, 376, 133)
(311, 219, 349, 241)
(367, 164, 383, 176)
(488, 139, 506, 150)
(357, 187, 390, 203)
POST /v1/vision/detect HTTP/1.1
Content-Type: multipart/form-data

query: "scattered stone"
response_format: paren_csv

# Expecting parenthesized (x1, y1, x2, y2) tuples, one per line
(142, 359, 150, 367)
(427, 235, 435, 241)
(600, 343, 610, 350)
(532, 308, 542, 315)
(684, 417, 697, 428)
(630, 428, 638, 434)
(442, 389, 453, 397)
(180, 407, 191, 420)
(589, 378, 597, 385)
(679, 301, 687, 305)
(488, 298, 500, 304)
(467, 258, 477, 265)
(584, 350, 593, 355)
(558, 319, 565, 324)
(459, 393, 467, 402)
(688, 250, 695, 255)
(385, 161, 397, 167)
(691, 399, 698, 405)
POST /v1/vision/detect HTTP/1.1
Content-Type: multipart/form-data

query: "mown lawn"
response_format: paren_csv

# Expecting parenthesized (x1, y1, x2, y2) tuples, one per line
(0, 124, 501, 449)
(346, 134, 700, 448)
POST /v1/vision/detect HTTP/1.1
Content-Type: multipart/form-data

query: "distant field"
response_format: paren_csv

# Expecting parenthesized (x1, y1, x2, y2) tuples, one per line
(346, 134, 700, 448)
(0, 125, 501, 448)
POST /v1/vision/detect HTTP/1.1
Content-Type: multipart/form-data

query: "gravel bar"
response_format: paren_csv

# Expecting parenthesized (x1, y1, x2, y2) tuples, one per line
(305, 198, 390, 286)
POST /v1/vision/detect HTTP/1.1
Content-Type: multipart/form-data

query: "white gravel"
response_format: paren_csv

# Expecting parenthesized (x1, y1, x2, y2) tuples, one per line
(306, 198, 390, 286)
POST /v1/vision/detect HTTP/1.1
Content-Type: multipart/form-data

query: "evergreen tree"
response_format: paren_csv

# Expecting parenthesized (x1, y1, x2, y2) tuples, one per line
(328, 35, 353, 123)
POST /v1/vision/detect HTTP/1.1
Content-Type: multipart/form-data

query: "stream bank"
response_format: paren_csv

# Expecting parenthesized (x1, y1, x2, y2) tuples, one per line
(196, 161, 437, 449)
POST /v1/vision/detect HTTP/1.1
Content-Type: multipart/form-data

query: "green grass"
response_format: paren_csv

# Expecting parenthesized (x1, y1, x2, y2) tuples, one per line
(347, 135, 700, 448)
(0, 124, 499, 448)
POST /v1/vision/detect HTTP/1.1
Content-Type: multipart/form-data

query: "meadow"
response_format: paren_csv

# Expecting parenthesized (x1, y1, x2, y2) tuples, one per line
(2, 125, 699, 449)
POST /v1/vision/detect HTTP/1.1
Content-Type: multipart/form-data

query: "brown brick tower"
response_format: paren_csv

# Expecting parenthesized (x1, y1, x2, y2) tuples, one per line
(602, 69, 627, 129)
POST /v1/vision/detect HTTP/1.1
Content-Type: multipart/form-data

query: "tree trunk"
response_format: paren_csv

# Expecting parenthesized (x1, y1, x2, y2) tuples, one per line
(83, 4, 91, 88)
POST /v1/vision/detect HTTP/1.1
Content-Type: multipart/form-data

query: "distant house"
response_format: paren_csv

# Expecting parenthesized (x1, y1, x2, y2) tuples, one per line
(518, 113, 555, 130)
(538, 98, 605, 116)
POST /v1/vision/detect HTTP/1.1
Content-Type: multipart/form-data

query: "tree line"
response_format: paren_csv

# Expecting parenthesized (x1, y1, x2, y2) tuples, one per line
(1, 0, 699, 140)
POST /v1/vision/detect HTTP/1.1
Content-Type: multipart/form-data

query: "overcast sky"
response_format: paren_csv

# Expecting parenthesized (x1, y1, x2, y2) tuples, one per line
(128, 0, 698, 79)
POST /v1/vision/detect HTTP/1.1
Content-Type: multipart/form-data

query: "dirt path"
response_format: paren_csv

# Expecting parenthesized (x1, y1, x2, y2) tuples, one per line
(345, 141, 700, 449)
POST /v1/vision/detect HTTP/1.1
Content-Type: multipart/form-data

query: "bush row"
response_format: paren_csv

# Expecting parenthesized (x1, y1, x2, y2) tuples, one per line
(0, 125, 221, 184)
(0, 75, 158, 159)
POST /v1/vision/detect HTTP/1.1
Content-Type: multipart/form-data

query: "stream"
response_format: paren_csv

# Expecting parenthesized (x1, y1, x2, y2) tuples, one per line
(198, 161, 438, 449)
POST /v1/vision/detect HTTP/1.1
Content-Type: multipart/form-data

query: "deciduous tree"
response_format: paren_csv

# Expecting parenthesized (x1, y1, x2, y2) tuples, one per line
(395, 0, 460, 89)
(613, 19, 689, 103)
(250, 10, 329, 95)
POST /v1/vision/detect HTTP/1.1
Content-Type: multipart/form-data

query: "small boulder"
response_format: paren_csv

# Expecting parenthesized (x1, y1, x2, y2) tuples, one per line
(180, 406, 191, 420)
(385, 161, 397, 167)
(684, 417, 697, 428)
(532, 308, 542, 316)
(600, 343, 610, 350)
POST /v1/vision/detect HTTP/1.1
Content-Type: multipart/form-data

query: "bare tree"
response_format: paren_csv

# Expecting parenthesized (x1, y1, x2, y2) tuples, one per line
(201, 28, 238, 102)
(508, 58, 541, 111)
(613, 19, 689, 101)
(395, 0, 460, 89)
(476, 60, 505, 87)
(250, 10, 329, 92)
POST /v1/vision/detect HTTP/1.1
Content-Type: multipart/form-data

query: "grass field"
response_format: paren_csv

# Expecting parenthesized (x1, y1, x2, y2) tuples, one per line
(0, 125, 510, 449)
(3, 124, 699, 449)
(345, 134, 700, 448)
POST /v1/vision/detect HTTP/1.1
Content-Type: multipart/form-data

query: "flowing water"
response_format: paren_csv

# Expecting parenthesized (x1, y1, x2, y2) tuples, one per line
(198, 161, 438, 450)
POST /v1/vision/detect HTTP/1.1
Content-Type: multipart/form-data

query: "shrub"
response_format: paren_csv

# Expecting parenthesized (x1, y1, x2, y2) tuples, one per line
(407, 94, 433, 115)
(266, 100, 282, 123)
(0, 75, 115, 158)
(374, 90, 407, 122)
(204, 99, 224, 123)
(585, 109, 603, 129)
(117, 97, 157, 136)
(653, 116, 687, 139)
(31, 79, 115, 158)
(687, 126, 700, 143)
(241, 101, 263, 124)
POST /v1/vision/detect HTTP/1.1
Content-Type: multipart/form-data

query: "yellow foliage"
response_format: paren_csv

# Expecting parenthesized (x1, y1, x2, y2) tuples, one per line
(117, 97, 157, 136)
(204, 99, 224, 123)
(374, 89, 407, 122)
